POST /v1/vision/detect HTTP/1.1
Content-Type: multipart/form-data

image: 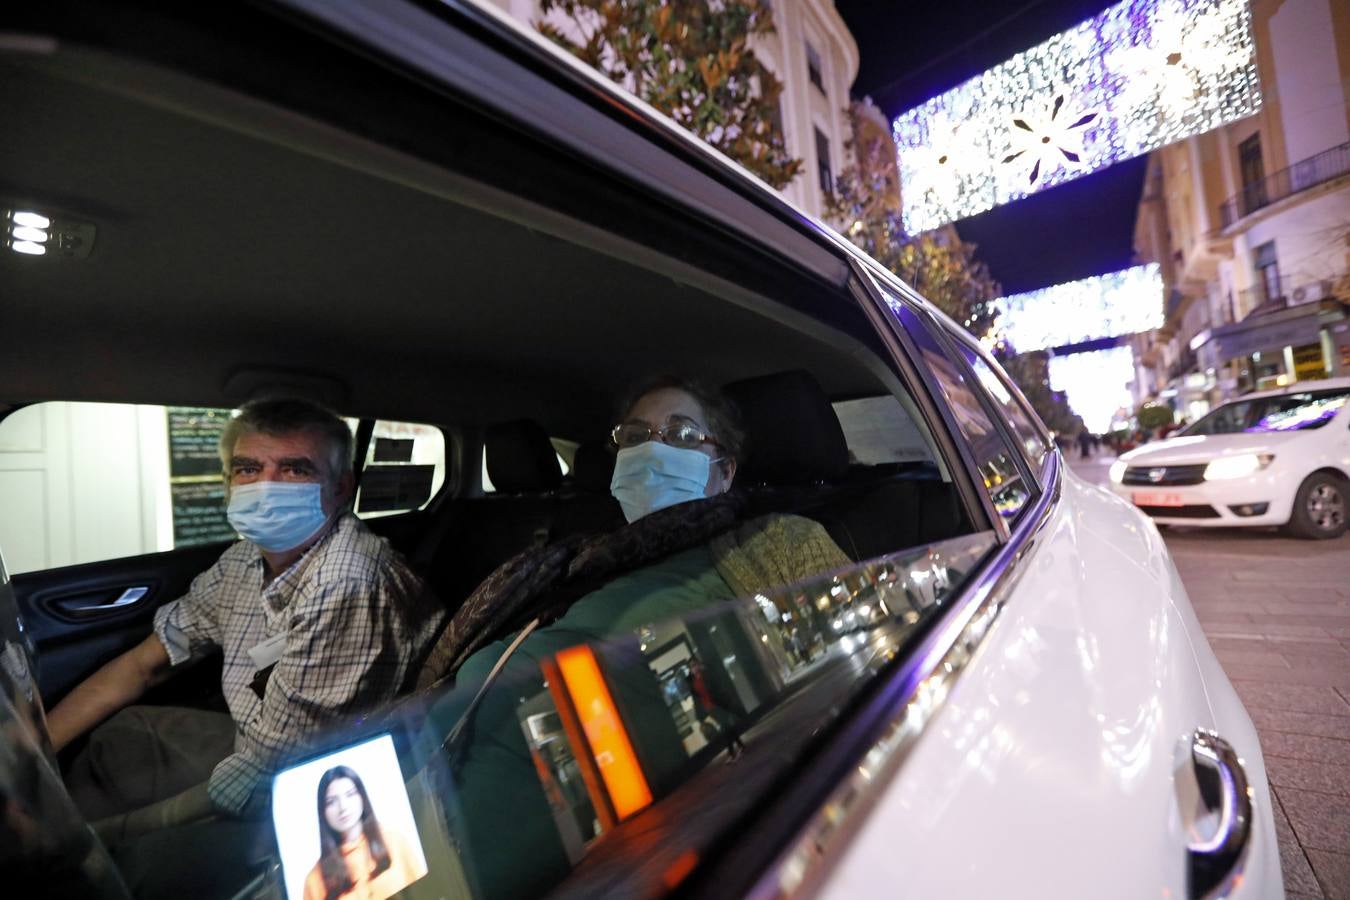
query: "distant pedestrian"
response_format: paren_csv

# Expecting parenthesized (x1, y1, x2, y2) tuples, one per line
(1077, 430, 1093, 459)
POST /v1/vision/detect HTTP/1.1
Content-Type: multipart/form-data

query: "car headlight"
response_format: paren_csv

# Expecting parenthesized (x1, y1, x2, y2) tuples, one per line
(1109, 461, 1127, 483)
(1203, 453, 1274, 481)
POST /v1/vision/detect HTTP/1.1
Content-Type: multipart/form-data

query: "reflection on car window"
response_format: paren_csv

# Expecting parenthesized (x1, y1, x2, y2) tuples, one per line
(300, 531, 996, 900)
(1184, 390, 1348, 435)
(964, 352, 1049, 471)
(876, 292, 1032, 521)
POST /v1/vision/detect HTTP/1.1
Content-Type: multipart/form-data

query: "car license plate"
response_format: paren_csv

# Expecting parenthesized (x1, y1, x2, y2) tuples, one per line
(1133, 492, 1185, 507)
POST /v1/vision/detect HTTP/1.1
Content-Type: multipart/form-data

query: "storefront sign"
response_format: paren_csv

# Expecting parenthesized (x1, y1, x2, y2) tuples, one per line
(1292, 344, 1327, 381)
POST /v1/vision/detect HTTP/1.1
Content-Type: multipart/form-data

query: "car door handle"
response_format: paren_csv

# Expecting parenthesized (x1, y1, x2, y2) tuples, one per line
(56, 586, 150, 614)
(1185, 729, 1253, 899)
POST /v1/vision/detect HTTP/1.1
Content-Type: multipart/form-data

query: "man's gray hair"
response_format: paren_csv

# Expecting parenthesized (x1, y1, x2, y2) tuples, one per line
(219, 398, 354, 482)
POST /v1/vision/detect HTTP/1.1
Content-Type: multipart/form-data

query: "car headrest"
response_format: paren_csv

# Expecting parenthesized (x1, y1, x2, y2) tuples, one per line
(571, 439, 616, 494)
(485, 420, 562, 493)
(723, 370, 848, 485)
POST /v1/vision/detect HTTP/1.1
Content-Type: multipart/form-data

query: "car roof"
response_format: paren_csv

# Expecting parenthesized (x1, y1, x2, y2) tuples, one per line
(0, 0, 909, 438)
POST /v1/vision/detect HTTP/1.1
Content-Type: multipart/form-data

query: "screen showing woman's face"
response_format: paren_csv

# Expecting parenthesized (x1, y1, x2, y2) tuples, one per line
(323, 777, 364, 837)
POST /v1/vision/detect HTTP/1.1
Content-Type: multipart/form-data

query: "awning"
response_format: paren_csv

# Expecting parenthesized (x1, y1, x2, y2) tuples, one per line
(1194, 300, 1347, 370)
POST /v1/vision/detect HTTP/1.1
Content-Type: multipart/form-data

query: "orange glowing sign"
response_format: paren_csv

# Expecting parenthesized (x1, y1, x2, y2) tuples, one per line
(555, 645, 653, 820)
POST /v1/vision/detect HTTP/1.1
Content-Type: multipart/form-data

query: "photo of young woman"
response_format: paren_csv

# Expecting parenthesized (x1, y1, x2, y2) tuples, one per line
(303, 765, 426, 900)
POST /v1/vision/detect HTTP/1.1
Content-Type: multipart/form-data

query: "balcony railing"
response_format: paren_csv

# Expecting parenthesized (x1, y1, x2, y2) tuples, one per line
(1219, 142, 1350, 228)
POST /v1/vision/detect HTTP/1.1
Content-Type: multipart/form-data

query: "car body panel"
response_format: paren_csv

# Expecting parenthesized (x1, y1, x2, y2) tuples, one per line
(816, 470, 1281, 898)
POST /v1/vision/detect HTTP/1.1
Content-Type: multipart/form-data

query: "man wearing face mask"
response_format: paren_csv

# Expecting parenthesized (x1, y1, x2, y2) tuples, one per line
(50, 398, 444, 833)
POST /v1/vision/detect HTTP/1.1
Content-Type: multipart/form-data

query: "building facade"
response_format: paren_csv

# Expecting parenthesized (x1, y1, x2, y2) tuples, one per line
(486, 0, 859, 219)
(1132, 0, 1350, 418)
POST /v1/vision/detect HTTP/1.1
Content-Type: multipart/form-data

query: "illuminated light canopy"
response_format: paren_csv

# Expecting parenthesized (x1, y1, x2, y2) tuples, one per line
(1049, 346, 1137, 433)
(894, 0, 1260, 232)
(992, 264, 1163, 353)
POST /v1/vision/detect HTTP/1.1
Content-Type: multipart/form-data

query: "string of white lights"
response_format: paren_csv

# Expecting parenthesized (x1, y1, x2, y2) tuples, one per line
(894, 0, 1260, 232)
(990, 263, 1163, 354)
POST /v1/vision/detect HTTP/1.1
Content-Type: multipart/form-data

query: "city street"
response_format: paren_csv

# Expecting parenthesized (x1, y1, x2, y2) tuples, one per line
(1071, 455, 1350, 898)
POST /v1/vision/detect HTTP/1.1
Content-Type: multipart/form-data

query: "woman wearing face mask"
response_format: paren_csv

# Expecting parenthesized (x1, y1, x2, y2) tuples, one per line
(417, 375, 849, 686)
(409, 377, 848, 900)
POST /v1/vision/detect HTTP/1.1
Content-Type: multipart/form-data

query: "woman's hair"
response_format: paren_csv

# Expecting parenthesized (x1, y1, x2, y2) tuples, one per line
(618, 374, 747, 461)
(315, 765, 391, 900)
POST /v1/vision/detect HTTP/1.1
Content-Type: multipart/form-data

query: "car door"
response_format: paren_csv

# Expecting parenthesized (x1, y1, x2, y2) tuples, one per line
(808, 265, 1279, 899)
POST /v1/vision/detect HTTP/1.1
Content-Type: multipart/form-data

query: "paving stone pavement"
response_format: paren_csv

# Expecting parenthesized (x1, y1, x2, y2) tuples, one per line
(1070, 454, 1350, 898)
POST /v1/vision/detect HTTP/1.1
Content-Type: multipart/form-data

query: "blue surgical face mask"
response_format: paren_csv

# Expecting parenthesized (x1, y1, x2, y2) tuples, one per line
(226, 481, 330, 553)
(610, 441, 715, 524)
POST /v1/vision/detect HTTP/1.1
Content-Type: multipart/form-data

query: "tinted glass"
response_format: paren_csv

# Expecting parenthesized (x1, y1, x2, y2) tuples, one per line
(269, 531, 997, 900)
(964, 351, 1049, 470)
(877, 292, 1033, 522)
(1184, 390, 1348, 435)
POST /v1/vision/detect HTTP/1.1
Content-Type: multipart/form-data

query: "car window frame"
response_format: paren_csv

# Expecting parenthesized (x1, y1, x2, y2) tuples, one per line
(848, 261, 1053, 538)
(943, 327, 1054, 485)
(844, 263, 1006, 539)
(922, 317, 1043, 527)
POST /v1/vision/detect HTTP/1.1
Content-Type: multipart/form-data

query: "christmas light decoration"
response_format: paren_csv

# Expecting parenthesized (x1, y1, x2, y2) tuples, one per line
(894, 0, 1260, 232)
(1048, 346, 1136, 433)
(992, 264, 1163, 353)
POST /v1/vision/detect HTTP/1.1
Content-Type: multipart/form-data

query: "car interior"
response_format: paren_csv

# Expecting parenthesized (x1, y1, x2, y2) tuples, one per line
(0, 6, 997, 898)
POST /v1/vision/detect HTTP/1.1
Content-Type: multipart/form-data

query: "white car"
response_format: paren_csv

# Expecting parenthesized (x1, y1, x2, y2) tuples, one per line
(0, 1, 1280, 898)
(1109, 379, 1350, 538)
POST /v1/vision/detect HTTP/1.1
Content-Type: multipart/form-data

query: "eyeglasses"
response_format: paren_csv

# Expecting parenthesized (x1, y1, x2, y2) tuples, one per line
(611, 419, 721, 451)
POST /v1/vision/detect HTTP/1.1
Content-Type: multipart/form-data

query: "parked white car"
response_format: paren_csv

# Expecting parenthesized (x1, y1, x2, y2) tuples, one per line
(1109, 378, 1350, 538)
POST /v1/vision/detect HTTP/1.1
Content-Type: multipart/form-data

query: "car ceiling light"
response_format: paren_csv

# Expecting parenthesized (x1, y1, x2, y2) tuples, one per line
(11, 225, 48, 243)
(5, 205, 96, 260)
(893, 0, 1260, 231)
(10, 210, 51, 229)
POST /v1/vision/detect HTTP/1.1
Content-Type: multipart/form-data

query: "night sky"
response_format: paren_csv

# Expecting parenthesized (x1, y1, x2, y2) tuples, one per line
(834, 0, 1149, 294)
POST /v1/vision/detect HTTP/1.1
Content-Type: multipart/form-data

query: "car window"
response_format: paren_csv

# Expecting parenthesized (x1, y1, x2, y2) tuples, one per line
(354, 420, 448, 518)
(270, 530, 999, 900)
(869, 289, 1034, 523)
(833, 396, 936, 466)
(1184, 389, 1349, 435)
(960, 348, 1050, 471)
(0, 402, 446, 573)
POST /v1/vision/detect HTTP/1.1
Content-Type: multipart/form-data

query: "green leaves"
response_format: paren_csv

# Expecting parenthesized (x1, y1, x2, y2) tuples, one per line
(537, 0, 801, 188)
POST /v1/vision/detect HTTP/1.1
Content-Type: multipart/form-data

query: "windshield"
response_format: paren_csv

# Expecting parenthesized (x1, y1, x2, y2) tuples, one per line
(1183, 390, 1349, 435)
(267, 532, 997, 900)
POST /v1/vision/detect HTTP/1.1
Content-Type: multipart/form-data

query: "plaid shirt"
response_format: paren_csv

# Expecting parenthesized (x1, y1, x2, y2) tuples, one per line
(153, 512, 444, 815)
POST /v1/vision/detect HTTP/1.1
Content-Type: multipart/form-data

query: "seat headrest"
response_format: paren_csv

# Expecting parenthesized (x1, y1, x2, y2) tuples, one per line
(485, 420, 562, 493)
(723, 370, 848, 485)
(571, 439, 616, 494)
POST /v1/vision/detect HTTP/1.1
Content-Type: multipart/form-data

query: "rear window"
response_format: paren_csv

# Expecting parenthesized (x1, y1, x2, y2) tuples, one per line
(1184, 390, 1349, 435)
